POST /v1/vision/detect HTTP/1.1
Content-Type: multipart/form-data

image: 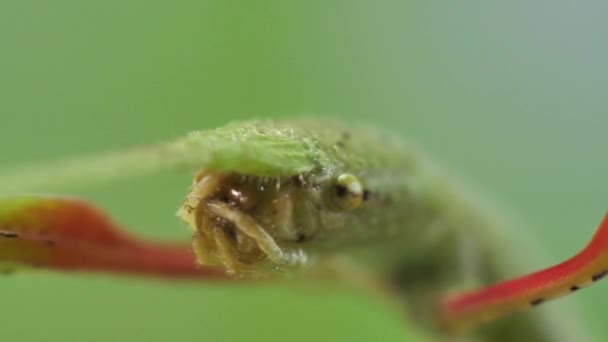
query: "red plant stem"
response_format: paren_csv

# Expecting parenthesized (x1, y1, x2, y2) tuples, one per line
(48, 239, 228, 279)
(443, 212, 608, 328)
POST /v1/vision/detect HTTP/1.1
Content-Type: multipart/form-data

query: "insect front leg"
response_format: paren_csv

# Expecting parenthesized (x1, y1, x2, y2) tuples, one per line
(192, 231, 216, 265)
(192, 223, 256, 276)
(206, 200, 308, 269)
(209, 225, 244, 275)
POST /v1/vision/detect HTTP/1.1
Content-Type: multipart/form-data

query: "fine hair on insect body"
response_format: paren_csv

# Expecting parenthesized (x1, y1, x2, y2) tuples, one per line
(0, 118, 603, 342)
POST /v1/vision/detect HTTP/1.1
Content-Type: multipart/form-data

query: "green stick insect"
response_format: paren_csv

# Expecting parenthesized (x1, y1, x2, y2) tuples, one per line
(0, 119, 604, 341)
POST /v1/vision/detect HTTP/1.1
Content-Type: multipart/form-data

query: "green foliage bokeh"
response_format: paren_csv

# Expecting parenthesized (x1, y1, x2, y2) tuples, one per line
(1, 1, 607, 341)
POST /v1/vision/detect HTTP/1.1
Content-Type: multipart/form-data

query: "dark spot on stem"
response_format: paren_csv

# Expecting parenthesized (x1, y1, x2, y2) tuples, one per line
(363, 190, 371, 201)
(570, 285, 581, 292)
(592, 270, 608, 282)
(0, 232, 18, 238)
(530, 298, 545, 306)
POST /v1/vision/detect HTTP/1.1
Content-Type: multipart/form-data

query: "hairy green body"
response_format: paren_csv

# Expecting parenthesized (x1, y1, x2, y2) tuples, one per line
(0, 119, 589, 341)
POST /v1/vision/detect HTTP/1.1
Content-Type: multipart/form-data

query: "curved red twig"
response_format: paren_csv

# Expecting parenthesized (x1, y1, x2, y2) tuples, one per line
(0, 196, 227, 279)
(443, 212, 608, 328)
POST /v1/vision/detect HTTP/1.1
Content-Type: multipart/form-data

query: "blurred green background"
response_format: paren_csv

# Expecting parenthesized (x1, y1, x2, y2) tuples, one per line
(1, 1, 607, 341)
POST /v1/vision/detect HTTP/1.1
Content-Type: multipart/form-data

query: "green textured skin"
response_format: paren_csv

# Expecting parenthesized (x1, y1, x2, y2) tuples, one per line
(209, 120, 586, 342)
(0, 119, 589, 341)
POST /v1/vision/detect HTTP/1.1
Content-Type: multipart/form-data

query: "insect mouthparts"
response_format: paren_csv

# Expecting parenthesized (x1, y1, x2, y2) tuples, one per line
(177, 169, 309, 276)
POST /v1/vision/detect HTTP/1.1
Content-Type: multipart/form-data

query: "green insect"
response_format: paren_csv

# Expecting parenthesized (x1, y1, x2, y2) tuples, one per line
(0, 119, 599, 341)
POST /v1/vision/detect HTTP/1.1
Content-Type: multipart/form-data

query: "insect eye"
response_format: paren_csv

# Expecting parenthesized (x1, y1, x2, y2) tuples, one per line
(331, 173, 364, 210)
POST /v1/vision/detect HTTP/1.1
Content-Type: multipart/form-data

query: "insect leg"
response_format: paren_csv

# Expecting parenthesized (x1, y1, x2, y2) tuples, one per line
(205, 200, 307, 267)
(272, 190, 300, 240)
(210, 225, 243, 275)
(192, 231, 218, 265)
